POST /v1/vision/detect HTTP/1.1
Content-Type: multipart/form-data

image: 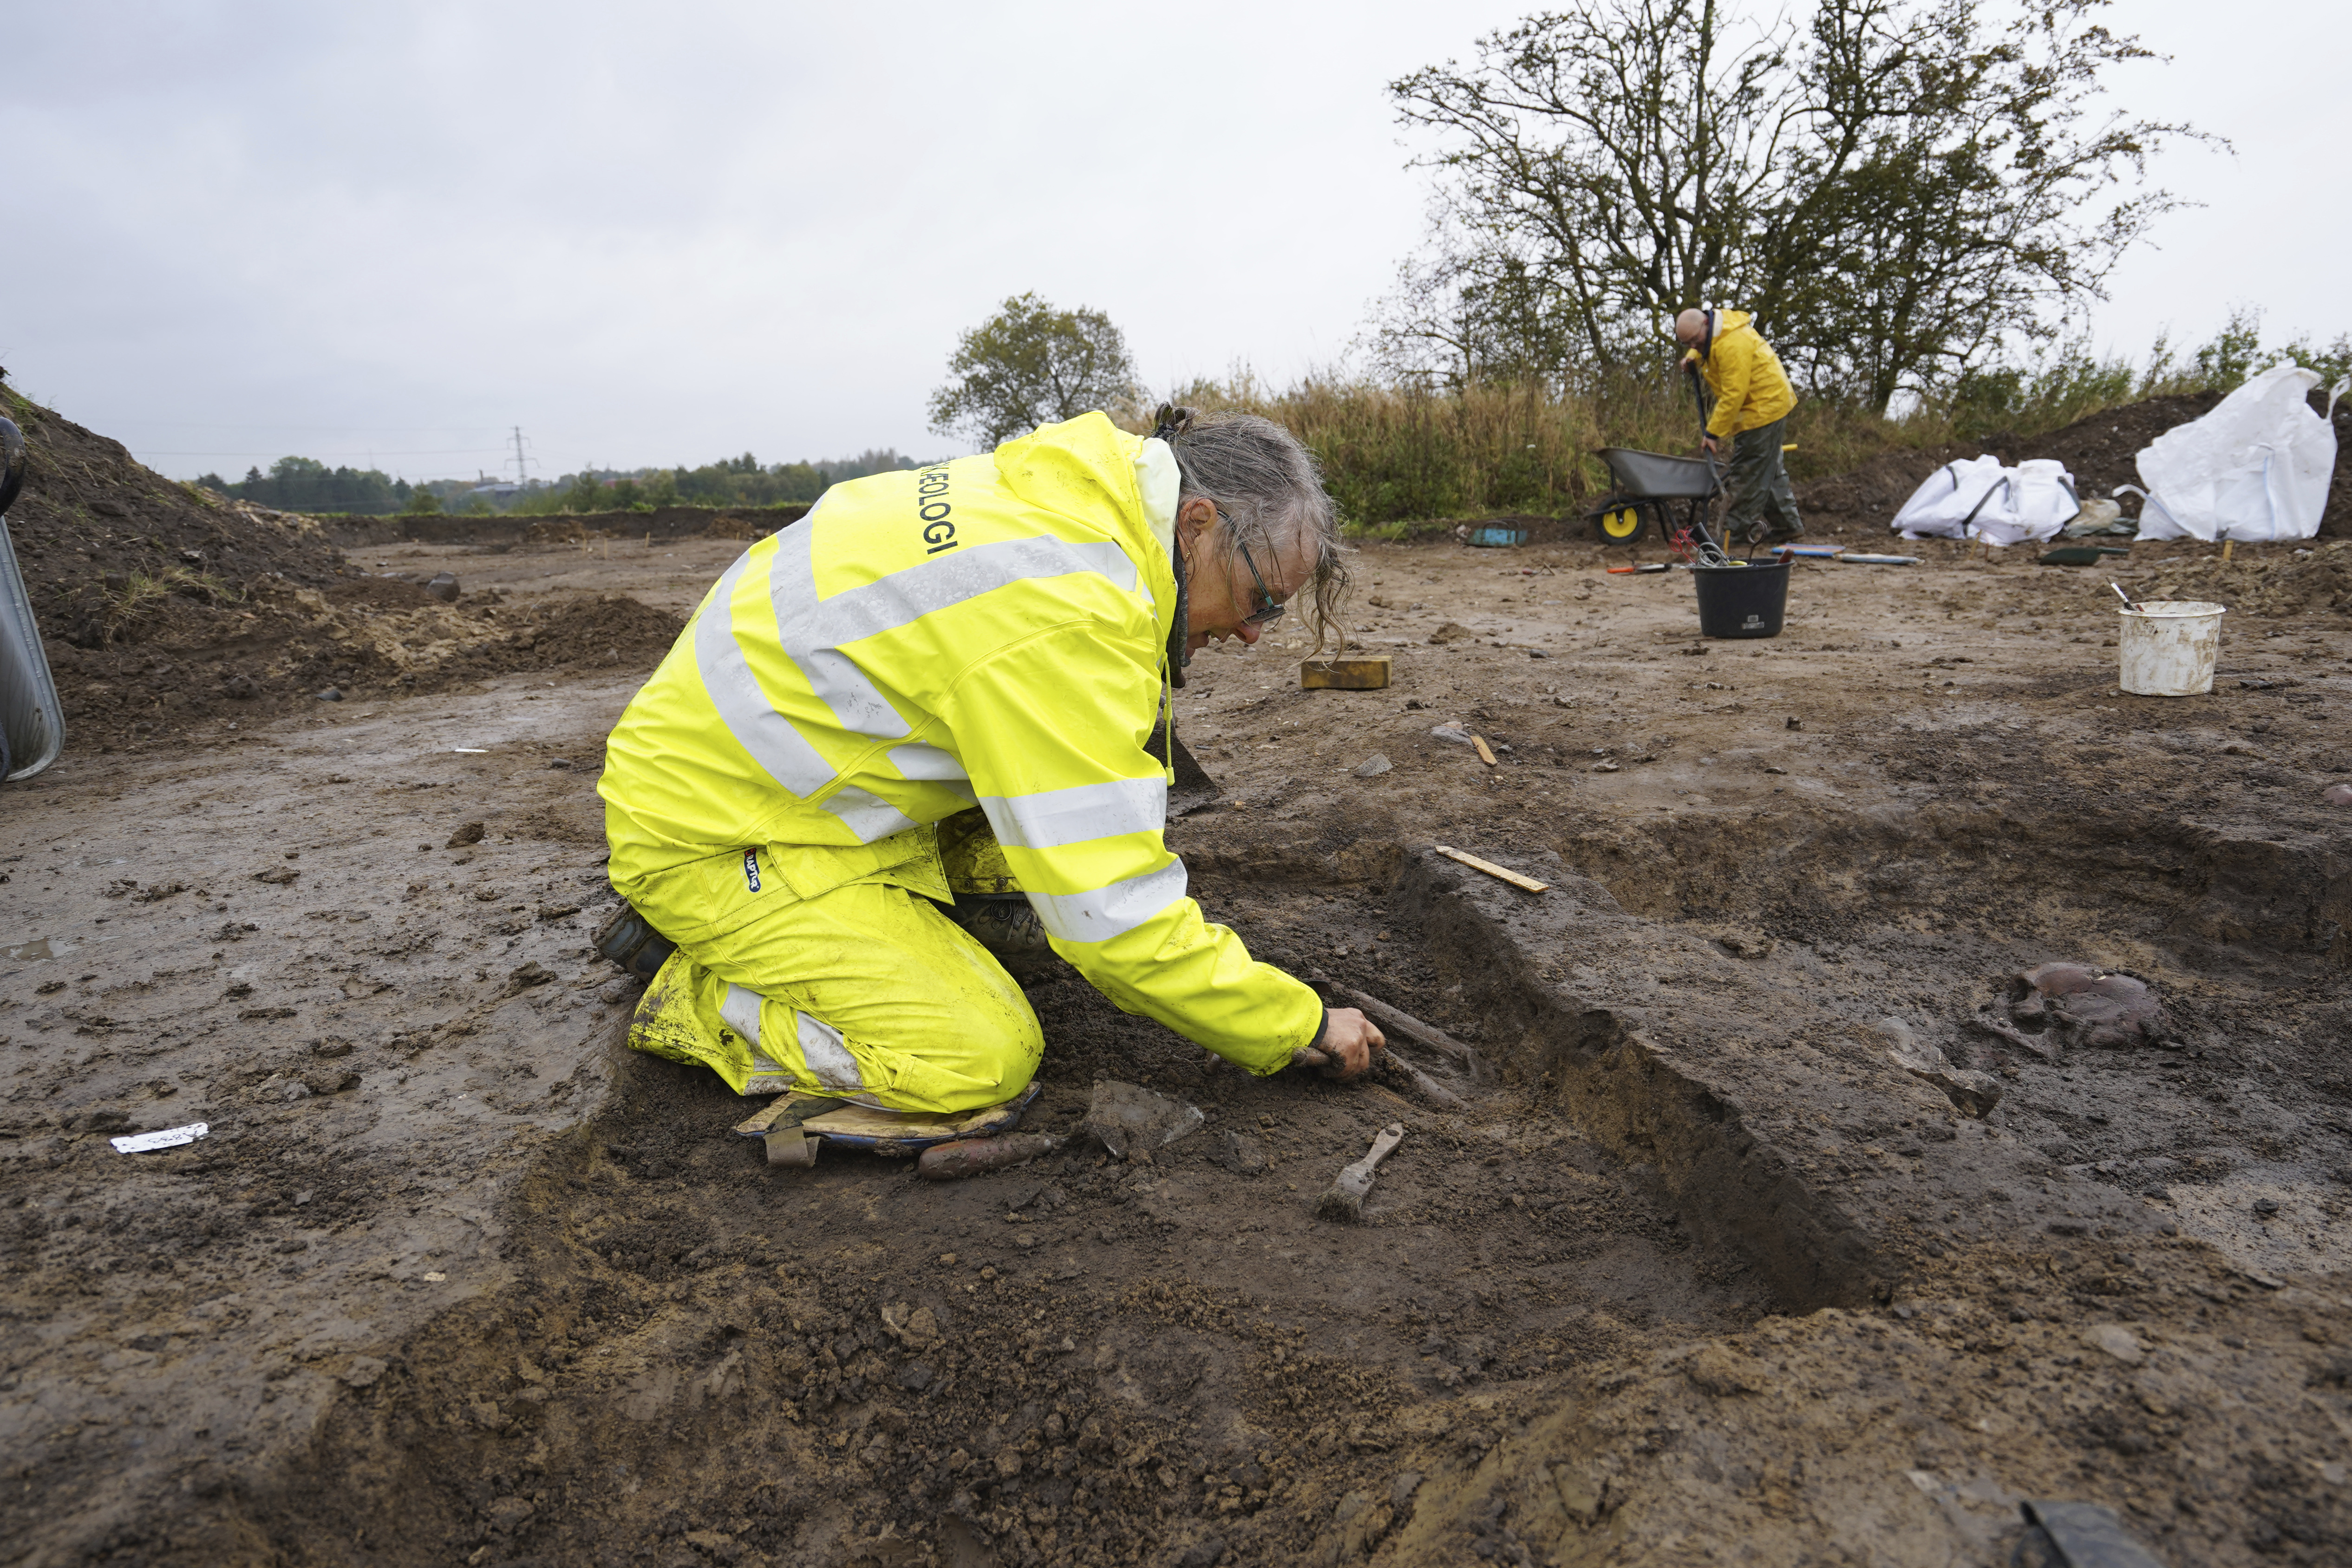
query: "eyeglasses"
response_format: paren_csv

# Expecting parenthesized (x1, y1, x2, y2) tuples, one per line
(1229, 523, 1288, 627)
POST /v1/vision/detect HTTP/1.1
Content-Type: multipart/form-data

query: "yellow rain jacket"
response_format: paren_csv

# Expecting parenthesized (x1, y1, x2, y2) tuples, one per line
(1684, 310, 1796, 439)
(599, 412, 1323, 1078)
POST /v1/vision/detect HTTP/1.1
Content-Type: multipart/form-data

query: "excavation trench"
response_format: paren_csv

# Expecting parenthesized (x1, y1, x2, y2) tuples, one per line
(242, 811, 2352, 1565)
(231, 847, 1812, 1568)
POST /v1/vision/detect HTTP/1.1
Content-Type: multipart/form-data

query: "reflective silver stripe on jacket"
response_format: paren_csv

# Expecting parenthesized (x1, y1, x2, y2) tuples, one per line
(796, 1012, 863, 1091)
(693, 523, 1142, 842)
(722, 983, 791, 1081)
(980, 776, 1167, 850)
(765, 525, 1141, 743)
(696, 551, 837, 799)
(1025, 858, 1188, 944)
(889, 740, 978, 804)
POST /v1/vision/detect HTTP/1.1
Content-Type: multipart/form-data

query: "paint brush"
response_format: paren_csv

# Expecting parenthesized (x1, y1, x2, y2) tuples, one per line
(1316, 1123, 1406, 1222)
(2109, 581, 2140, 613)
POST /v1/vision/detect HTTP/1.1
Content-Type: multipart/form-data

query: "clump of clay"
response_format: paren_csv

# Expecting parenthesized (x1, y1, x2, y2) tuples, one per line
(1082, 1081, 1203, 1160)
(1974, 962, 2166, 1056)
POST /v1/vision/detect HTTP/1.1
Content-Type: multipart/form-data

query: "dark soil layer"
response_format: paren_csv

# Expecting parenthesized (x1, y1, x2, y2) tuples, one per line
(263, 881, 1757, 1568)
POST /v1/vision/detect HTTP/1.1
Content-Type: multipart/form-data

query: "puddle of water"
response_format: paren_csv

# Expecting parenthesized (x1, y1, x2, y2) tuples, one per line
(4, 937, 75, 962)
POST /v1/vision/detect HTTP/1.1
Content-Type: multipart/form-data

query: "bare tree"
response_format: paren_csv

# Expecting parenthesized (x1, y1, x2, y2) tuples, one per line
(928, 293, 1143, 449)
(1377, 0, 2207, 407)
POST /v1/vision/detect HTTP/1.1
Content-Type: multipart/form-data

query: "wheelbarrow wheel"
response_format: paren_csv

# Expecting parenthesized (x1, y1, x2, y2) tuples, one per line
(1589, 496, 1649, 545)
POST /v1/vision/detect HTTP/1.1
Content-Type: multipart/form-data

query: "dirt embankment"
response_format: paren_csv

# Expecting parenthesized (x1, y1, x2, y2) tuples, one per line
(1798, 390, 2352, 539)
(2, 398, 686, 752)
(321, 503, 809, 550)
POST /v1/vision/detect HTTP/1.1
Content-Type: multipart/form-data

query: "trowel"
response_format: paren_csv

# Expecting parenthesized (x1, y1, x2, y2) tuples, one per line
(1145, 713, 1223, 817)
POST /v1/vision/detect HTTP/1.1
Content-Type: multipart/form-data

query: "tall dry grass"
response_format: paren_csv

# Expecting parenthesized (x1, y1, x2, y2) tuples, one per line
(1163, 372, 1938, 532)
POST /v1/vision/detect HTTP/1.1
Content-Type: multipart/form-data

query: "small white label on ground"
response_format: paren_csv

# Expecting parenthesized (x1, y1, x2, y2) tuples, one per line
(111, 1122, 209, 1153)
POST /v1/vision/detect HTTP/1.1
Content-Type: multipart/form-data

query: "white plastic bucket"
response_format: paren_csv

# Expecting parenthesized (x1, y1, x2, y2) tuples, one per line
(2117, 600, 2226, 696)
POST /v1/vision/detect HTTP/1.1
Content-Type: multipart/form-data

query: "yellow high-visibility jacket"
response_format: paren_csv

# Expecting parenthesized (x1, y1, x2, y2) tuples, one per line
(598, 412, 1323, 1074)
(1684, 310, 1796, 439)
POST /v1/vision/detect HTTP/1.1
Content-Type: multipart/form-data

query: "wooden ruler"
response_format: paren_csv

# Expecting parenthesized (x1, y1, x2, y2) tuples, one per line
(1433, 845, 1549, 893)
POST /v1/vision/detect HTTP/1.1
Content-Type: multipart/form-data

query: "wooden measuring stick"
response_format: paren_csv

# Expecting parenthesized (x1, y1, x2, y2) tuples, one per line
(1472, 736, 1498, 766)
(1433, 844, 1549, 893)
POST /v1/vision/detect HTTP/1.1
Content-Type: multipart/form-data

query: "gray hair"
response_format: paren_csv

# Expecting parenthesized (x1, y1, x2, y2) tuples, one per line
(1156, 406, 1349, 653)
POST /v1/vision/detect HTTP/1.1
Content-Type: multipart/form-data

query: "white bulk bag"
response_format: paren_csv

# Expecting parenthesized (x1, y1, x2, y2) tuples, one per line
(2133, 364, 2347, 542)
(1892, 455, 2078, 546)
(1977, 458, 2078, 547)
(1892, 454, 2006, 540)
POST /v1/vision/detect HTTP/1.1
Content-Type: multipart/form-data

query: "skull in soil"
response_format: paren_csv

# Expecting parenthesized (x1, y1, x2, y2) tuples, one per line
(2005, 963, 2167, 1051)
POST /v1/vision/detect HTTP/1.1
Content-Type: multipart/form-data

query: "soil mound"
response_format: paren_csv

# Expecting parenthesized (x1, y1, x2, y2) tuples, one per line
(2, 396, 691, 751)
(1975, 391, 2226, 498)
(41, 584, 686, 748)
(1799, 389, 2352, 538)
(380, 592, 687, 688)
(510, 592, 686, 667)
(2137, 536, 2352, 617)
(1, 393, 353, 638)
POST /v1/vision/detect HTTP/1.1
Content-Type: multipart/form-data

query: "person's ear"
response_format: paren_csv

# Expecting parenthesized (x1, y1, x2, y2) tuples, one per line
(1176, 498, 1218, 552)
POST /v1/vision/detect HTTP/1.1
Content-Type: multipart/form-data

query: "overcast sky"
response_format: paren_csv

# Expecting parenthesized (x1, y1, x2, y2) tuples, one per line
(4, 1, 2338, 484)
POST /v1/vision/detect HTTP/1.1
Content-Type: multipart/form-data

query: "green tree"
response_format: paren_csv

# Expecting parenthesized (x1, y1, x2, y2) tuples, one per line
(1379, 0, 2207, 408)
(403, 483, 443, 516)
(928, 293, 1143, 448)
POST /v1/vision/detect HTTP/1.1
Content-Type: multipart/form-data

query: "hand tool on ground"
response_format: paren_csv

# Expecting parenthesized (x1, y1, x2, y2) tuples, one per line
(2036, 545, 2132, 566)
(1316, 1123, 1406, 1222)
(917, 1132, 1064, 1180)
(1144, 711, 1222, 817)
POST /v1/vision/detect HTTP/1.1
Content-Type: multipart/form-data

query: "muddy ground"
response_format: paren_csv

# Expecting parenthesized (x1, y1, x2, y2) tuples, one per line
(7, 479, 2352, 1565)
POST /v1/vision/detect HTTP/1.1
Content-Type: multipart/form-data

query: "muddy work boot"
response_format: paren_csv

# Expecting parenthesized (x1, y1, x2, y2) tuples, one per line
(593, 903, 676, 982)
(942, 895, 1055, 978)
(935, 807, 1058, 979)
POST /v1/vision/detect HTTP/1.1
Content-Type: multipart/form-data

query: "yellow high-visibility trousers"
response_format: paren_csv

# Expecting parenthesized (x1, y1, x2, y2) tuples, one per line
(624, 864, 1044, 1114)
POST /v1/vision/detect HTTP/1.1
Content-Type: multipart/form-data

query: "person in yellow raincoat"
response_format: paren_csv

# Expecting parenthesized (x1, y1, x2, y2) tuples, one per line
(595, 406, 1385, 1117)
(1676, 307, 1803, 550)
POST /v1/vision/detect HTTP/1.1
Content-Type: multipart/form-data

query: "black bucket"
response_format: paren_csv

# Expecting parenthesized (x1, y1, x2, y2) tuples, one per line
(1691, 559, 1790, 639)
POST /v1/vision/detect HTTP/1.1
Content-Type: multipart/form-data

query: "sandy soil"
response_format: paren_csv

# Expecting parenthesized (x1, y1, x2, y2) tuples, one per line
(7, 521, 2352, 1567)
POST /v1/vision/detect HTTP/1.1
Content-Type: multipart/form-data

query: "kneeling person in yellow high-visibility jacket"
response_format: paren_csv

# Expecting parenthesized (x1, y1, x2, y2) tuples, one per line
(597, 407, 1384, 1114)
